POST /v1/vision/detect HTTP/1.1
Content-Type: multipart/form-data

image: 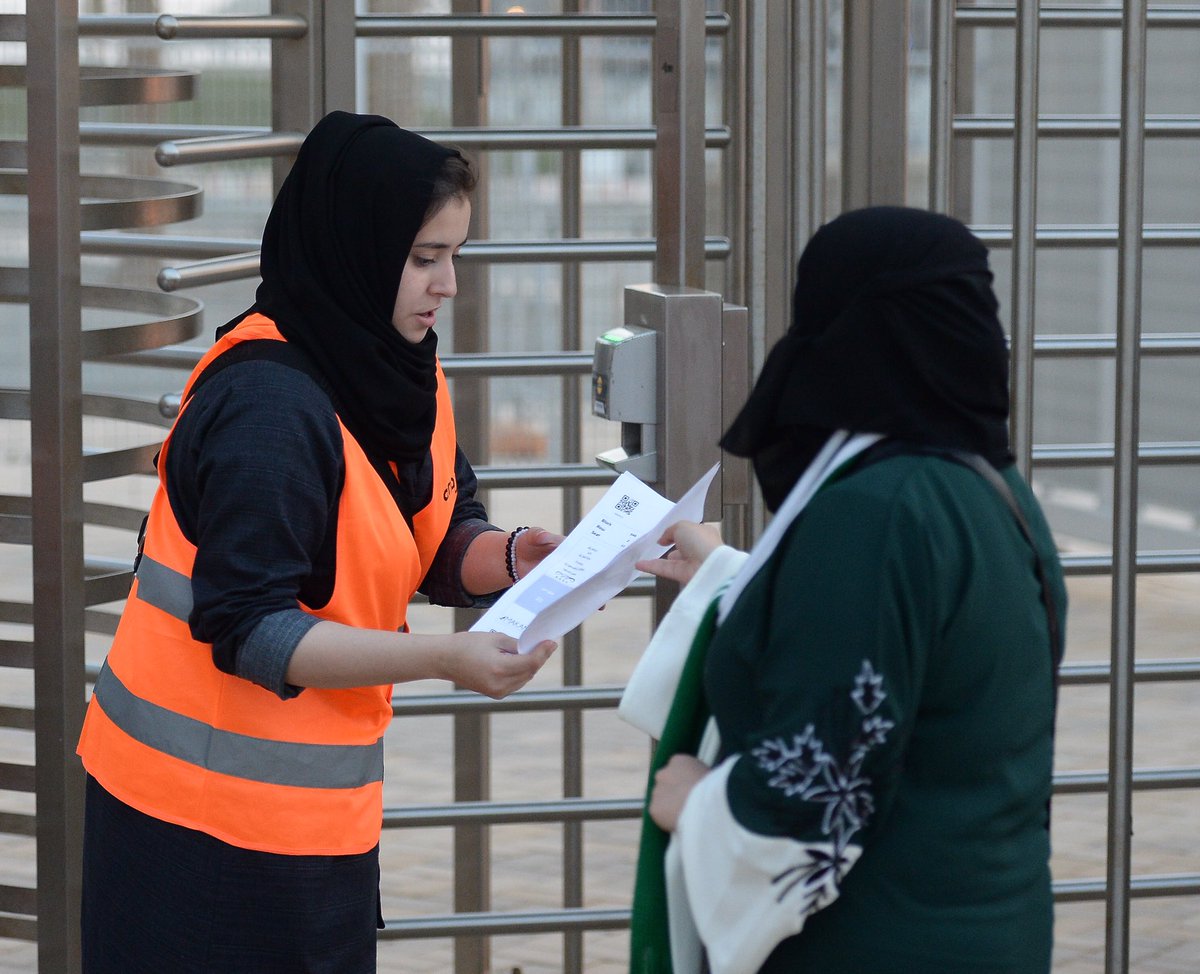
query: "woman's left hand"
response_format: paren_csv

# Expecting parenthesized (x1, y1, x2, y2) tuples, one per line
(514, 526, 563, 580)
(648, 753, 711, 833)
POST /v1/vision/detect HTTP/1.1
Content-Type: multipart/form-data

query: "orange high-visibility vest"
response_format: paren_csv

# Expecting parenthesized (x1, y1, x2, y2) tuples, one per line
(77, 314, 458, 855)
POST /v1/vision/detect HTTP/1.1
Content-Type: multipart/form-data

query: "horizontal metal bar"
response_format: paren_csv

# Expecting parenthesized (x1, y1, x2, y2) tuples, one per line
(0, 811, 36, 837)
(1054, 873, 1200, 903)
(0, 601, 32, 625)
(82, 501, 152, 533)
(955, 114, 1200, 139)
(0, 513, 29, 544)
(78, 13, 309, 39)
(0, 915, 35, 942)
(79, 67, 196, 109)
(956, 5, 1200, 29)
(1060, 658, 1200, 686)
(474, 464, 617, 490)
(401, 125, 732, 151)
(0, 13, 25, 41)
(442, 352, 594, 377)
(156, 237, 731, 290)
(0, 170, 202, 232)
(154, 126, 732, 165)
(84, 571, 134, 608)
(0, 65, 196, 109)
(158, 252, 260, 291)
(0, 139, 25, 168)
(1034, 333, 1200, 357)
(81, 123, 270, 146)
(971, 224, 1200, 249)
(156, 14, 308, 39)
(81, 442, 159, 483)
(85, 609, 122, 639)
(0, 763, 35, 793)
(81, 392, 175, 428)
(0, 270, 202, 360)
(81, 231, 259, 259)
(391, 685, 623, 717)
(139, 348, 601, 400)
(0, 706, 34, 731)
(85, 557, 132, 575)
(0, 641, 34, 669)
(1054, 767, 1200, 795)
(356, 12, 729, 38)
(379, 907, 630, 940)
(384, 796, 641, 829)
(1032, 442, 1200, 468)
(76, 14, 158, 33)
(156, 131, 305, 166)
(1061, 551, 1200, 575)
(0, 885, 36, 917)
(464, 237, 731, 262)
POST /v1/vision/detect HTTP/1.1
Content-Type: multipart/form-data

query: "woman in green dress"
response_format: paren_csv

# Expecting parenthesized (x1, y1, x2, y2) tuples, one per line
(628, 206, 1066, 974)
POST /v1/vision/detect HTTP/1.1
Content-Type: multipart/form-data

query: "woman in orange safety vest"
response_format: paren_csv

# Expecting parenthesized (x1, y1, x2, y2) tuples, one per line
(77, 111, 560, 973)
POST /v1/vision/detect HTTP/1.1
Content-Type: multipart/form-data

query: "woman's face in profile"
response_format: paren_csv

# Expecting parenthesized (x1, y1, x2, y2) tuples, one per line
(390, 196, 472, 344)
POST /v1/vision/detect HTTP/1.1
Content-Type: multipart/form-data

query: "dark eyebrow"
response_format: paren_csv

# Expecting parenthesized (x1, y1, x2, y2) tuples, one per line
(411, 235, 469, 251)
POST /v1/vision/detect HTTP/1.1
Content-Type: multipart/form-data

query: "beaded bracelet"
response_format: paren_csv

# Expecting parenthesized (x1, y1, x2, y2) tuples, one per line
(505, 526, 530, 584)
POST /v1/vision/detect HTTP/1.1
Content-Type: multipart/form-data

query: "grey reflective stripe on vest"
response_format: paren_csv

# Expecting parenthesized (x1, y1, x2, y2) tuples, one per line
(135, 554, 193, 622)
(93, 662, 385, 789)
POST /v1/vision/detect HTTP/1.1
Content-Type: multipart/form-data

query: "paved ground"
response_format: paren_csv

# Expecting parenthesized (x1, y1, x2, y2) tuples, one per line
(1, 453, 1198, 973)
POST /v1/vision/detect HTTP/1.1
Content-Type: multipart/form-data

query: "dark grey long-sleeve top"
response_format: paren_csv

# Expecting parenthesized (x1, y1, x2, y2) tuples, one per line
(161, 358, 503, 700)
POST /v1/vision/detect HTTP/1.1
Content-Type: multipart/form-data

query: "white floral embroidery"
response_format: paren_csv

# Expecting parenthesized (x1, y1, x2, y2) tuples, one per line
(851, 659, 886, 714)
(752, 659, 892, 918)
(751, 724, 830, 796)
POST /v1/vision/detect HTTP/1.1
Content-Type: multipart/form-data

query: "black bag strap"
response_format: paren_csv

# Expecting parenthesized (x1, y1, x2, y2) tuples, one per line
(853, 440, 1063, 678)
(939, 449, 1062, 661)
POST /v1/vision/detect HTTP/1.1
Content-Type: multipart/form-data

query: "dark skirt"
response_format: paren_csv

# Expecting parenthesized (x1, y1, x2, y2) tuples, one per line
(82, 775, 381, 974)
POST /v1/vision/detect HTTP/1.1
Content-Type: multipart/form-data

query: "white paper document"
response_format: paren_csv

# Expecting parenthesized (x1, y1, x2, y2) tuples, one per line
(471, 463, 720, 652)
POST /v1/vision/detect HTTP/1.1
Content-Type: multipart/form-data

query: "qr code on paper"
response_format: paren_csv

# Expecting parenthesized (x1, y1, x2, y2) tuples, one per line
(615, 494, 640, 515)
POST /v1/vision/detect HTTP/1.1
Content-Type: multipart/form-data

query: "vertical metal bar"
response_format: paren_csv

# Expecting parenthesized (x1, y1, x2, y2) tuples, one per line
(719, 1, 753, 550)
(450, 6, 491, 973)
(723, 1, 748, 304)
(1009, 0, 1040, 478)
(653, 0, 707, 289)
(841, 0, 909, 210)
(742, 0, 799, 542)
(951, 12, 977, 220)
(796, 0, 825, 242)
(1106, 4, 1146, 972)
(746, 1, 796, 366)
(27, 3, 85, 972)
(269, 0, 353, 188)
(928, 0, 955, 213)
(560, 7, 584, 972)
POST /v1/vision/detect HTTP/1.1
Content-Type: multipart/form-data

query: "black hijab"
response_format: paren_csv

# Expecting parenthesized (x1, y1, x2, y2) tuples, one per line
(721, 206, 1013, 510)
(248, 111, 461, 464)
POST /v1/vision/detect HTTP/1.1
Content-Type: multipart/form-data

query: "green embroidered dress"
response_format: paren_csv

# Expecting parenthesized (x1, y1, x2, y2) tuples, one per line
(654, 452, 1065, 974)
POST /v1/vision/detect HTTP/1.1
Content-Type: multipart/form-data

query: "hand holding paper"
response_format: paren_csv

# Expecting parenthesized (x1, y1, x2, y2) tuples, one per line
(471, 463, 720, 652)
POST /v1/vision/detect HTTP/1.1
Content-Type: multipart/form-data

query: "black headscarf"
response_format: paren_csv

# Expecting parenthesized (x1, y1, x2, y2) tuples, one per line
(720, 206, 1013, 510)
(247, 111, 461, 464)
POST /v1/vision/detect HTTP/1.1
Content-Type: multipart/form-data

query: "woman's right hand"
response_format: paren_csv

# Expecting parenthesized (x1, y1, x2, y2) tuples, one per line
(438, 632, 556, 699)
(634, 520, 724, 587)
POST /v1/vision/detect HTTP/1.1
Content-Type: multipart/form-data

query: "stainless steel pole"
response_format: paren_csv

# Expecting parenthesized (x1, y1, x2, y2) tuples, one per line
(27, 2, 86, 971)
(1009, 0, 1040, 477)
(1105, 3, 1147, 972)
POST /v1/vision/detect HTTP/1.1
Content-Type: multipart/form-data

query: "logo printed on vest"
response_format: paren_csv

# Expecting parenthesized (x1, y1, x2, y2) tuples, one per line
(443, 475, 457, 501)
